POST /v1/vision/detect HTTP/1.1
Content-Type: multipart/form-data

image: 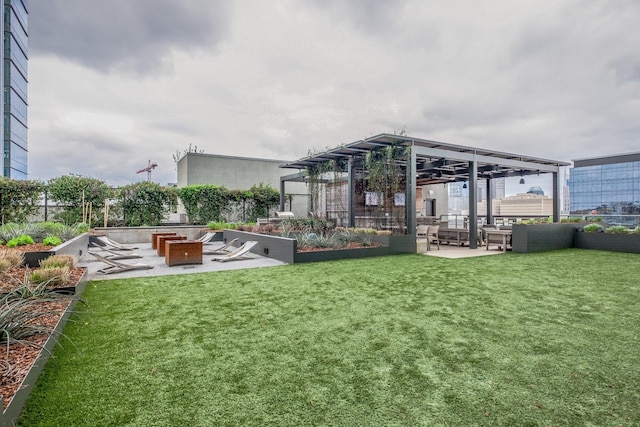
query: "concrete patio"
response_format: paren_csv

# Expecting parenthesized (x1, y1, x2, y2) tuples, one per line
(79, 241, 287, 281)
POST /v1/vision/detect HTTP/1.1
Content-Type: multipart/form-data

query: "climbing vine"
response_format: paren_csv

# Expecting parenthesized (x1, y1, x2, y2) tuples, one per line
(119, 181, 177, 226)
(363, 144, 408, 229)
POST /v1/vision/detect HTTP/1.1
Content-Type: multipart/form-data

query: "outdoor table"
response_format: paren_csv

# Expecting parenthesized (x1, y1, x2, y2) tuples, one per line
(156, 235, 187, 257)
(165, 240, 203, 266)
(151, 232, 177, 249)
(485, 229, 513, 252)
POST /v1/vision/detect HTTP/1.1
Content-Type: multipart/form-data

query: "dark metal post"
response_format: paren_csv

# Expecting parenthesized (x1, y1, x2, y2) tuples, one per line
(406, 143, 416, 234)
(44, 190, 48, 221)
(486, 179, 493, 225)
(552, 171, 560, 222)
(348, 157, 355, 227)
(468, 159, 478, 249)
(279, 177, 286, 212)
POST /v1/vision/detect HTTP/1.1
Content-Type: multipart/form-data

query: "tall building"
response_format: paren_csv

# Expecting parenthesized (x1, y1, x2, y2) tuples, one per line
(2, 0, 28, 179)
(569, 152, 640, 216)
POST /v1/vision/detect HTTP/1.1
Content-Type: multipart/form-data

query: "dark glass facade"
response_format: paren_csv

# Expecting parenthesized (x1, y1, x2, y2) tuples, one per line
(3, 0, 28, 179)
(569, 154, 640, 215)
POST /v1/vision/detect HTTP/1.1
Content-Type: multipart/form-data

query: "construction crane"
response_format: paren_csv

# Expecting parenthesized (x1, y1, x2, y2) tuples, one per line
(136, 160, 158, 181)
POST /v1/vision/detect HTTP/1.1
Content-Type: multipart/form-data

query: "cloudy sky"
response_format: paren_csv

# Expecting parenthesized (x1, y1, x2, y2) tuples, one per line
(28, 0, 640, 190)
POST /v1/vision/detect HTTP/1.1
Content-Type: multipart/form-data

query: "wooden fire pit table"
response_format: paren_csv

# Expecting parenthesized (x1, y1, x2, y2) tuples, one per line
(156, 235, 187, 257)
(165, 240, 203, 266)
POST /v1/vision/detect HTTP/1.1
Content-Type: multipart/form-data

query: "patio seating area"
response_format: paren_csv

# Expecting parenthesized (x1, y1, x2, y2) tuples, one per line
(83, 237, 285, 280)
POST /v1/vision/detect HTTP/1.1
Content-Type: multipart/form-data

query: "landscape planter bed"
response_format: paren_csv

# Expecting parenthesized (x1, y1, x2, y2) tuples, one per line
(511, 223, 580, 253)
(0, 269, 89, 427)
(223, 229, 416, 264)
(575, 232, 640, 254)
(21, 233, 89, 268)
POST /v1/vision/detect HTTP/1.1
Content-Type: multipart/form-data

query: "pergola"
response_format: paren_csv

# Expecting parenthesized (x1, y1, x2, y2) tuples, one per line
(279, 134, 570, 249)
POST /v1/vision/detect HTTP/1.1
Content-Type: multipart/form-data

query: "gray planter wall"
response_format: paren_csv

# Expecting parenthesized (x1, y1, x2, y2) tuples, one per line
(222, 230, 415, 264)
(575, 232, 640, 253)
(92, 226, 213, 244)
(23, 233, 89, 268)
(512, 224, 579, 253)
(511, 223, 640, 254)
(223, 230, 297, 264)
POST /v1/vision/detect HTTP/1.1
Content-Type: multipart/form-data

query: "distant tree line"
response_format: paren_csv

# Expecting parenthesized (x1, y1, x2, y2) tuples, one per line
(0, 175, 280, 226)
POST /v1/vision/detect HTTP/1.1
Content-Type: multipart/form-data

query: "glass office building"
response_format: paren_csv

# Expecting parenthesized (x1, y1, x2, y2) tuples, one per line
(2, 0, 28, 179)
(569, 152, 640, 217)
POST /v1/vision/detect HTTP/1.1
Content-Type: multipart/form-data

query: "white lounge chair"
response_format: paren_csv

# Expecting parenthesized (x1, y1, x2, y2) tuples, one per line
(211, 241, 258, 263)
(91, 247, 143, 260)
(196, 231, 219, 244)
(92, 236, 139, 251)
(202, 238, 239, 255)
(90, 252, 153, 275)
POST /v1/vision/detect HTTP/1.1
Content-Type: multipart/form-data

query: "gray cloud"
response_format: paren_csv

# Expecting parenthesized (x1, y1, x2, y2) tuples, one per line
(30, 0, 232, 74)
(26, 0, 640, 190)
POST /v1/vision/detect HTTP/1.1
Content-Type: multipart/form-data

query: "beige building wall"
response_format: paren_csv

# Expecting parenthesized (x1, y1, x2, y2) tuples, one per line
(491, 193, 554, 216)
(176, 153, 309, 219)
(420, 184, 449, 218)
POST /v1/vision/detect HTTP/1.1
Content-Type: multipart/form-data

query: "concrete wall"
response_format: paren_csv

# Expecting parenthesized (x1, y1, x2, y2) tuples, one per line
(92, 226, 212, 244)
(421, 184, 449, 218)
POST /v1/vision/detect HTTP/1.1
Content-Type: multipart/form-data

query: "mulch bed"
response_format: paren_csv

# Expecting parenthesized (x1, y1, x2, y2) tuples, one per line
(0, 300, 71, 409)
(1, 244, 86, 410)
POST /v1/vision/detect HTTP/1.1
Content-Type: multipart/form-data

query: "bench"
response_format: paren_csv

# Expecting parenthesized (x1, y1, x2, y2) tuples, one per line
(437, 228, 483, 247)
(165, 240, 203, 266)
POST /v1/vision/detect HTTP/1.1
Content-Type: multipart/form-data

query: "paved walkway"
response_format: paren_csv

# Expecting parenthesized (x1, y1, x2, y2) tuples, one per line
(79, 242, 287, 281)
(78, 239, 509, 281)
(421, 244, 509, 259)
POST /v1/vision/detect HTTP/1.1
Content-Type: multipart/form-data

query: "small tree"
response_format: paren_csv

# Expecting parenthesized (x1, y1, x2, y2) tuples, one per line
(0, 178, 46, 224)
(47, 175, 113, 225)
(119, 182, 177, 226)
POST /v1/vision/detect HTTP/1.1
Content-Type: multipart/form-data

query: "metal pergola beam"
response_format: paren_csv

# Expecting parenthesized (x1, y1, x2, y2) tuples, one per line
(279, 134, 569, 249)
(413, 146, 560, 173)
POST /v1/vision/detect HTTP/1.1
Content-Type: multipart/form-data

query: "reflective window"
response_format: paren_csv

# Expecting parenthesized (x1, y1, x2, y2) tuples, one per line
(570, 161, 640, 214)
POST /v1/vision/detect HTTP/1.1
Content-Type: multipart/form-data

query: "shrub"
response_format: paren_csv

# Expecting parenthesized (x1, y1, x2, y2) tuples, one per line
(235, 222, 256, 232)
(561, 217, 583, 223)
(0, 222, 85, 244)
(0, 299, 58, 349)
(0, 223, 40, 243)
(57, 224, 86, 241)
(39, 255, 76, 269)
(31, 267, 72, 286)
(631, 227, 640, 234)
(0, 248, 24, 270)
(208, 221, 236, 230)
(353, 228, 378, 235)
(43, 236, 63, 246)
(583, 224, 604, 233)
(605, 225, 630, 234)
(0, 258, 13, 273)
(6, 235, 35, 247)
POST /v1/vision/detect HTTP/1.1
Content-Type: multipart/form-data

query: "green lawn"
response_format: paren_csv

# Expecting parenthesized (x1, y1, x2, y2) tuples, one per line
(18, 249, 640, 426)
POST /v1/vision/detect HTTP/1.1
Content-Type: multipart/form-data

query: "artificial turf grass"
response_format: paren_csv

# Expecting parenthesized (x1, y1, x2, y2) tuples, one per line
(17, 249, 640, 426)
